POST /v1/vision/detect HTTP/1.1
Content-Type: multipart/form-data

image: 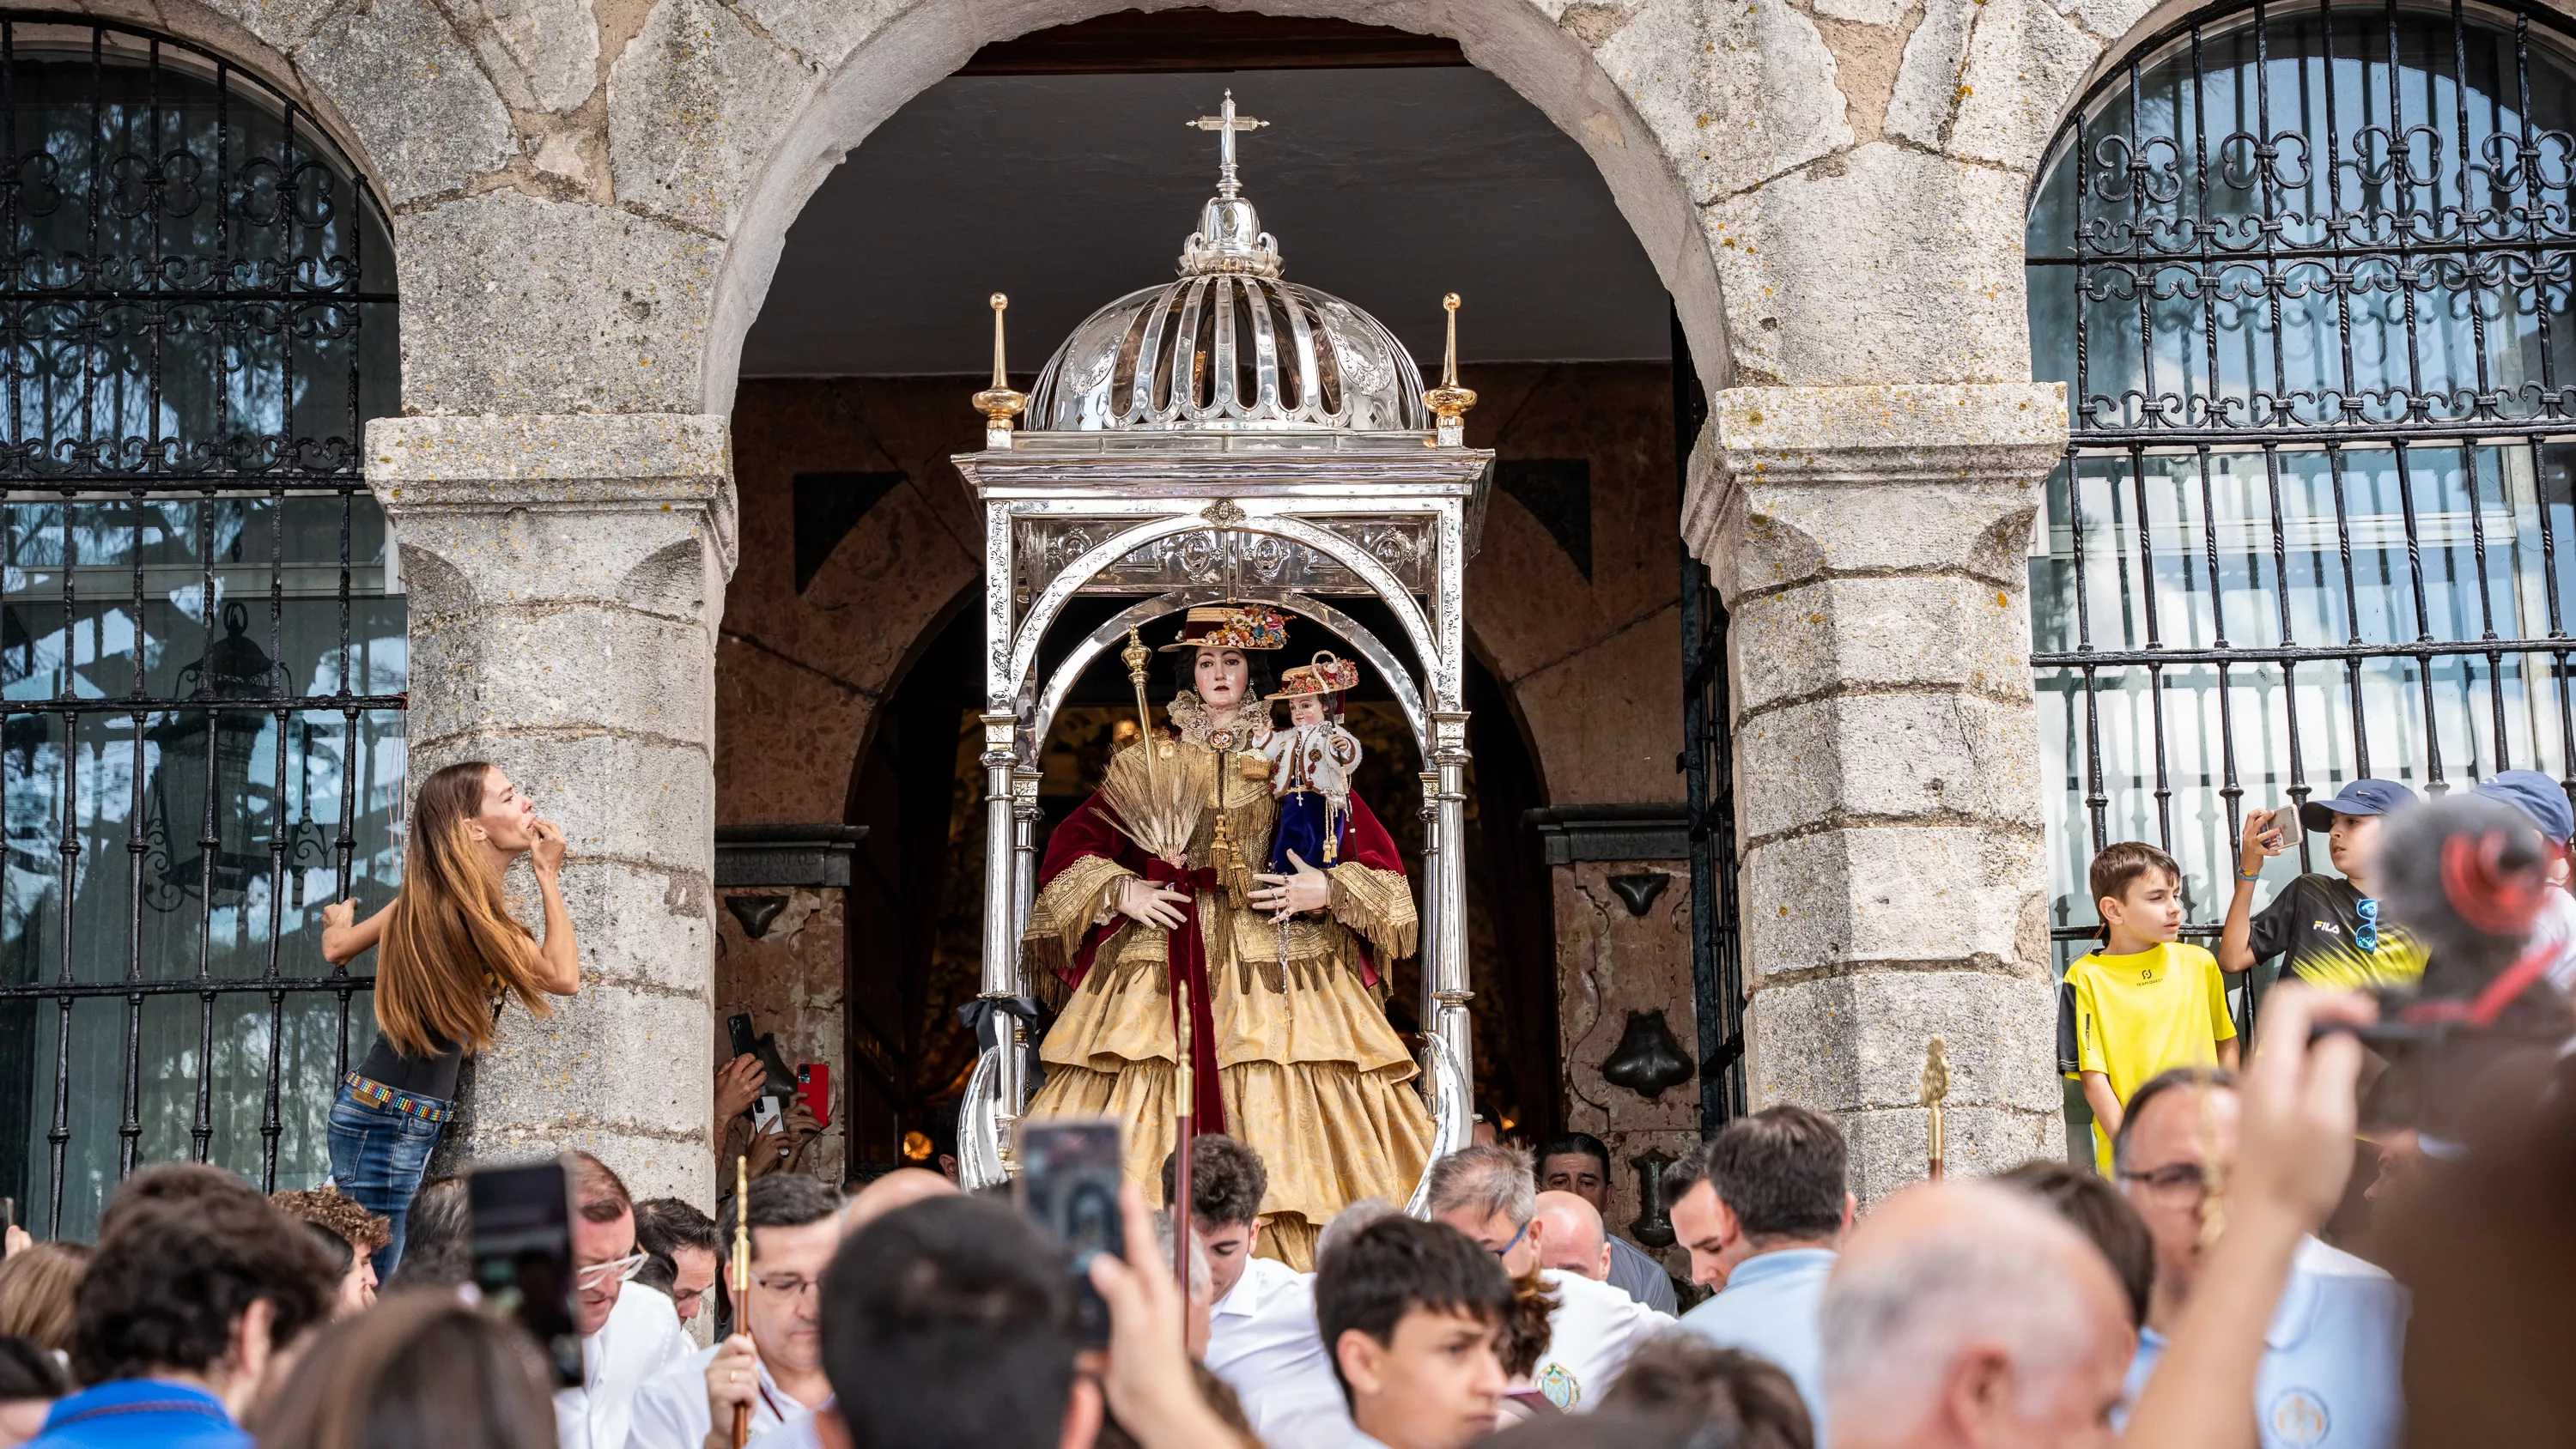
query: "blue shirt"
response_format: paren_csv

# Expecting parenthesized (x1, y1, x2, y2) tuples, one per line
(24, 1379, 246, 1449)
(2123, 1238, 2408, 1449)
(1677, 1247, 1835, 1440)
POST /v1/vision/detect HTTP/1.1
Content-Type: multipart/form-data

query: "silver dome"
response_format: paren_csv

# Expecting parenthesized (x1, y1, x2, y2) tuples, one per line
(1024, 96, 1429, 434)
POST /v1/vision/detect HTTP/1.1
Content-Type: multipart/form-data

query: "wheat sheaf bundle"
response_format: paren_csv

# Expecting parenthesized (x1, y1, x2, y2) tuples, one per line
(1100, 741, 1201, 866)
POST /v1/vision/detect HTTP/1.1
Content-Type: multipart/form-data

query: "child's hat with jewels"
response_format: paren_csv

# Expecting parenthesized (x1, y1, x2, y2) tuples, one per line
(1270, 650, 1361, 700)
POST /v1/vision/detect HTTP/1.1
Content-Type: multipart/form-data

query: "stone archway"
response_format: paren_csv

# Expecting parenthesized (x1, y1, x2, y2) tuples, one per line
(15, 0, 2117, 1200)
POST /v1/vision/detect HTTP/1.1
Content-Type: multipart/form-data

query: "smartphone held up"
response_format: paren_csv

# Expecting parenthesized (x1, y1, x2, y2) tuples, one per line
(1017, 1118, 1125, 1349)
(467, 1157, 586, 1387)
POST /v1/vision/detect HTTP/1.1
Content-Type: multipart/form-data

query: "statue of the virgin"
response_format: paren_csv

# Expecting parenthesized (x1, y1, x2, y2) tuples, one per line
(1021, 603, 1433, 1267)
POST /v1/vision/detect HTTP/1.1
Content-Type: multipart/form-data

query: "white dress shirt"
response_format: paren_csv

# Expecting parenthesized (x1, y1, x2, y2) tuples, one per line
(1522, 1268, 1671, 1412)
(744, 1415, 827, 1449)
(555, 1282, 691, 1449)
(625, 1338, 817, 1449)
(1202, 1257, 1357, 1449)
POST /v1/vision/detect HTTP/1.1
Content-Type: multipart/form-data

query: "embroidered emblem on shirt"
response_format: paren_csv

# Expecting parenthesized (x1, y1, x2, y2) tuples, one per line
(1536, 1361, 1579, 1410)
(2266, 1386, 2330, 1446)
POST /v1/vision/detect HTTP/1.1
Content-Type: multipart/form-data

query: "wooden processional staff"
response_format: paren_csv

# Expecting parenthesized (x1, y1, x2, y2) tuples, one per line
(731, 1154, 753, 1449)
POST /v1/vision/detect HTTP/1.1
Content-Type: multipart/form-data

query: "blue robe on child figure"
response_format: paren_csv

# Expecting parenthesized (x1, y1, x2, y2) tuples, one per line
(1255, 652, 1364, 879)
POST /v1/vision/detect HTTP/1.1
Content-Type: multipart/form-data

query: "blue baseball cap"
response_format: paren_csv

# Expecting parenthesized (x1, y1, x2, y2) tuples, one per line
(2298, 779, 2419, 833)
(2471, 768, 2573, 846)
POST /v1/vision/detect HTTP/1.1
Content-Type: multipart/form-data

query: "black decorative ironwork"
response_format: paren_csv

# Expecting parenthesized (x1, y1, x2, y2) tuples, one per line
(0, 17, 401, 1236)
(1678, 309, 1747, 1132)
(2027, 0, 2576, 1029)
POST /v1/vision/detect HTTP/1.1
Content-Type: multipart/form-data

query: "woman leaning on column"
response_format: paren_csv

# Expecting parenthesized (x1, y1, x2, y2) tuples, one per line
(319, 761, 580, 1276)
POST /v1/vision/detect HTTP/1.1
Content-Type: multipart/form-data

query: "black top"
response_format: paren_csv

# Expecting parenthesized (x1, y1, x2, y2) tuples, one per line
(355, 1031, 465, 1102)
(2245, 872, 2424, 991)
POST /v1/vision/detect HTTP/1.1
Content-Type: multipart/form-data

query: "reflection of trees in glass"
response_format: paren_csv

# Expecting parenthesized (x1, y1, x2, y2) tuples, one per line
(0, 23, 401, 1240)
(2026, 4, 2576, 966)
(0, 32, 396, 482)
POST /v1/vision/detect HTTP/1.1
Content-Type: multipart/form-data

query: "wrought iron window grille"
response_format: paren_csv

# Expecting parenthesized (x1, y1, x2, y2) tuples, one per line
(2028, 0, 2576, 1028)
(0, 16, 403, 1237)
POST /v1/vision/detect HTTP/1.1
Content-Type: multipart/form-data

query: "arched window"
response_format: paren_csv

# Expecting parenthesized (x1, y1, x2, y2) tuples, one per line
(0, 20, 402, 1237)
(2026, 0, 2576, 988)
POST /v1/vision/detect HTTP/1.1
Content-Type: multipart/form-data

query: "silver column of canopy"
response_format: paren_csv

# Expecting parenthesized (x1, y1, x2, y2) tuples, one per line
(951, 94, 1490, 1199)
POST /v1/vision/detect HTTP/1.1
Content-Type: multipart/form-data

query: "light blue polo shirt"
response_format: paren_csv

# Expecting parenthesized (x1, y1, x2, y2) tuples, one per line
(1677, 1246, 1834, 1441)
(2123, 1237, 2408, 1449)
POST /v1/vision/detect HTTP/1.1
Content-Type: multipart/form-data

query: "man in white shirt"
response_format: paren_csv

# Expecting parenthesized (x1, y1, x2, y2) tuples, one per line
(1165, 1135, 1351, 1449)
(1425, 1144, 1670, 1411)
(2115, 1069, 2408, 1448)
(556, 1154, 690, 1449)
(627, 1175, 841, 1449)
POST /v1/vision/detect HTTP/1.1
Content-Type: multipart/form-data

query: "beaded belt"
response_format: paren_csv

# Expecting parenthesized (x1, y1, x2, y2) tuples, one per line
(343, 1073, 455, 1125)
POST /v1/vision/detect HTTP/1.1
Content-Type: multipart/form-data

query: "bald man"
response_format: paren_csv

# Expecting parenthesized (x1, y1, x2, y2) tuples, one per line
(1822, 1181, 2133, 1449)
(1534, 1191, 1614, 1281)
(841, 1168, 957, 1232)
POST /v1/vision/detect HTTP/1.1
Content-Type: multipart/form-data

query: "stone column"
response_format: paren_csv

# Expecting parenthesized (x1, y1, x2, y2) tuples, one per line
(1684, 382, 2066, 1204)
(370, 414, 736, 1207)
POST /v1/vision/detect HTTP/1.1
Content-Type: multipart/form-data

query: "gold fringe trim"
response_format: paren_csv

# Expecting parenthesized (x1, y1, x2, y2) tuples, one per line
(1023, 853, 1135, 984)
(1327, 862, 1419, 964)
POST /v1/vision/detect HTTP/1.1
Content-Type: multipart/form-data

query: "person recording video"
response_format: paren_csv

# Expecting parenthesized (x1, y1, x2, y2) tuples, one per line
(319, 761, 582, 1277)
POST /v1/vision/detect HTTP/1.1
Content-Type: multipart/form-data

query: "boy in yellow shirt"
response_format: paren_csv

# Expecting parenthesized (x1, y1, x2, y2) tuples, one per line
(2066, 840, 2239, 1174)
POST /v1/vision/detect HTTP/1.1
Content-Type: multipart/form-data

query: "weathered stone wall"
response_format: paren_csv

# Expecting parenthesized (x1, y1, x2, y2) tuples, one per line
(1686, 383, 2068, 1201)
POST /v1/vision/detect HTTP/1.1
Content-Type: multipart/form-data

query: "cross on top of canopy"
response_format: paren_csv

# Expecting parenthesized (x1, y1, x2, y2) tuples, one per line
(1024, 89, 1431, 433)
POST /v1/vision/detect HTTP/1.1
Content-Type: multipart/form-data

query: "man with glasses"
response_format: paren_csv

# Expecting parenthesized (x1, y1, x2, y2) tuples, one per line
(2113, 1068, 2406, 1447)
(555, 1153, 689, 1449)
(1424, 1144, 1667, 1412)
(628, 1174, 840, 1449)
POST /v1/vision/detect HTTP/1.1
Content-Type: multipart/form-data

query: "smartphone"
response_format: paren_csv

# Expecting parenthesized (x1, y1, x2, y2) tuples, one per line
(797, 1064, 831, 1129)
(726, 1012, 761, 1063)
(1017, 1118, 1124, 1348)
(753, 1096, 782, 1135)
(468, 1159, 583, 1387)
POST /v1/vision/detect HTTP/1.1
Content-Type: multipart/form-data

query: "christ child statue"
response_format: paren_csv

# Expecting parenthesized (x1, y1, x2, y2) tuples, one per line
(1255, 652, 1364, 891)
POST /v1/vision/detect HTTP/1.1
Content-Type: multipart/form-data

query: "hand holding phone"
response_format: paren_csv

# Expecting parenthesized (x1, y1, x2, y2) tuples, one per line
(2239, 805, 2290, 873)
(468, 1159, 583, 1387)
(1018, 1118, 1125, 1348)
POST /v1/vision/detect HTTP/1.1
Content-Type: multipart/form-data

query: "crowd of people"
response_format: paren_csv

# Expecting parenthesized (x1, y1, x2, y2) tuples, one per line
(0, 758, 2567, 1449)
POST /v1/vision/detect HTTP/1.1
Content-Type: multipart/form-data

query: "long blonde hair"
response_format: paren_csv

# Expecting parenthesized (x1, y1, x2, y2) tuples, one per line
(374, 761, 552, 1057)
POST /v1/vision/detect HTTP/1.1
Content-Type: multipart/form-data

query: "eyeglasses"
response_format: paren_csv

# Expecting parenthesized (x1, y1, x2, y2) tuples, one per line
(2118, 1162, 2210, 1199)
(1490, 1221, 1529, 1260)
(2355, 897, 2379, 954)
(574, 1252, 647, 1291)
(750, 1270, 822, 1299)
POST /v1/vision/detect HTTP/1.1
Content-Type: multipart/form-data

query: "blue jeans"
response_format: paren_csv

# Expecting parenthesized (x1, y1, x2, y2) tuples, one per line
(326, 1077, 451, 1281)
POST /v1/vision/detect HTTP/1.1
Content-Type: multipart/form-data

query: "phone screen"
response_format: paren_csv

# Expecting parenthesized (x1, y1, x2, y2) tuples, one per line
(1018, 1118, 1125, 1348)
(469, 1159, 584, 1386)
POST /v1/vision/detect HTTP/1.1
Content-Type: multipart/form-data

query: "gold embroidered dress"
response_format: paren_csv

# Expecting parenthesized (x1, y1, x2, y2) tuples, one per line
(1022, 709, 1432, 1267)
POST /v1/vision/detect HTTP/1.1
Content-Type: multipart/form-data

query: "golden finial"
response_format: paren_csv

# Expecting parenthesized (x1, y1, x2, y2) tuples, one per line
(1920, 1038, 1949, 1180)
(1424, 293, 1476, 446)
(972, 292, 1026, 450)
